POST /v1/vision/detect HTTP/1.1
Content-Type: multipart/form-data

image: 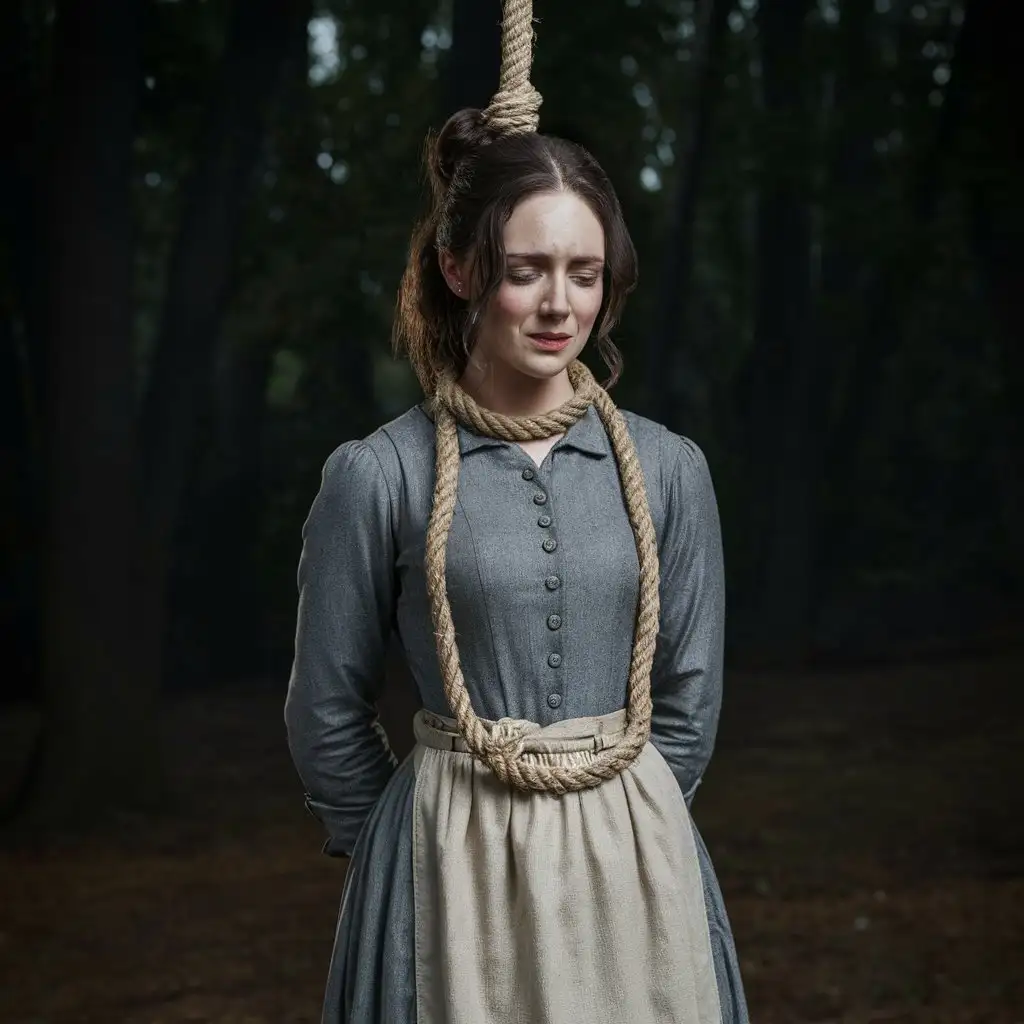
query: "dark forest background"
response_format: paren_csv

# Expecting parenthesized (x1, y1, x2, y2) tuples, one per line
(0, 0, 1021, 1019)
(3, 0, 1019, 819)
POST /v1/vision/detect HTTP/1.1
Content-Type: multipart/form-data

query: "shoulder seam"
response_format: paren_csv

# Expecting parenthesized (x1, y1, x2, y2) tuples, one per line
(361, 433, 399, 536)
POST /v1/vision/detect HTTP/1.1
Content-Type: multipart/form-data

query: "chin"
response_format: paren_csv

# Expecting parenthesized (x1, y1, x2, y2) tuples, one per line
(511, 356, 569, 383)
(515, 341, 587, 378)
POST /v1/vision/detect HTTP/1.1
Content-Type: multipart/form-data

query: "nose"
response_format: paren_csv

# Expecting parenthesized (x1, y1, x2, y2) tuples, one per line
(539, 273, 570, 320)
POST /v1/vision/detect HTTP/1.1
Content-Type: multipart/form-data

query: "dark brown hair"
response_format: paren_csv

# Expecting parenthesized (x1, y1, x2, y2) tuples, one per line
(392, 108, 638, 395)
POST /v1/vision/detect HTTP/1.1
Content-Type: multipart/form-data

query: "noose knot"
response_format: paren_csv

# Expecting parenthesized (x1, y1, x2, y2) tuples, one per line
(483, 718, 532, 763)
(482, 1, 542, 136)
(484, 82, 542, 135)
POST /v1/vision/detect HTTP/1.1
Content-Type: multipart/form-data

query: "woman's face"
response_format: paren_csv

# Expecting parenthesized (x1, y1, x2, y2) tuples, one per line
(447, 190, 606, 388)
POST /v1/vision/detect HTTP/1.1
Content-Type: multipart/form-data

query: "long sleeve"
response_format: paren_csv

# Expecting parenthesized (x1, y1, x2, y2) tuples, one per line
(284, 439, 399, 856)
(648, 429, 726, 808)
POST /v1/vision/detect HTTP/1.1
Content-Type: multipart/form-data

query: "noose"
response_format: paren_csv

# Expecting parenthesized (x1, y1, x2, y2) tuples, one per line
(424, 0, 661, 793)
(482, 0, 543, 134)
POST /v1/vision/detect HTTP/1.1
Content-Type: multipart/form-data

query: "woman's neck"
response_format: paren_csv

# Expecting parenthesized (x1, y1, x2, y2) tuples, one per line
(456, 362, 575, 418)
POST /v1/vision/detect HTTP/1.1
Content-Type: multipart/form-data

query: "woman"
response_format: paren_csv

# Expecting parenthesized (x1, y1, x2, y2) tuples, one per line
(285, 35, 749, 1023)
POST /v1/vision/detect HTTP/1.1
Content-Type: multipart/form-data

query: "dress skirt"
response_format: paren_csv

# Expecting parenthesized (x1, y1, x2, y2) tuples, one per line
(406, 708, 723, 1024)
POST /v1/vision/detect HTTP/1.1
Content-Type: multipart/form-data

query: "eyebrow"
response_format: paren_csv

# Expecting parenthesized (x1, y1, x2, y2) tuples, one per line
(505, 252, 605, 265)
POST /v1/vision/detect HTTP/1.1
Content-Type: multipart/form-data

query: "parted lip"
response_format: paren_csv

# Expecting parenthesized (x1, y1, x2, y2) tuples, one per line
(528, 332, 572, 341)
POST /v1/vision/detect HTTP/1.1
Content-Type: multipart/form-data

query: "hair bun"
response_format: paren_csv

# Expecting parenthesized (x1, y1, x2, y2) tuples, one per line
(429, 108, 499, 198)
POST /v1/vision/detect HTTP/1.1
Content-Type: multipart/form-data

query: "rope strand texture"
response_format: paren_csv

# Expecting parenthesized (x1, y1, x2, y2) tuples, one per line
(425, 361, 662, 793)
(482, 0, 543, 134)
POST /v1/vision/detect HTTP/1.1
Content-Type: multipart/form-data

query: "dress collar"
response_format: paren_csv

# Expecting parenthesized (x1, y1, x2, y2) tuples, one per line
(430, 402, 612, 459)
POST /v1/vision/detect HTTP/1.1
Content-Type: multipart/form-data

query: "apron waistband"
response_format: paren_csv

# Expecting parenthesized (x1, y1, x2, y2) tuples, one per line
(413, 707, 628, 755)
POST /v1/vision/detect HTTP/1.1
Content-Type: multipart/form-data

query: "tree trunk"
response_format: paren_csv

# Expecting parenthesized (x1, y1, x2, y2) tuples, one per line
(813, 0, 878, 599)
(0, 0, 46, 418)
(0, 5, 46, 705)
(170, 337, 275, 688)
(739, 0, 814, 663)
(136, 0, 304, 693)
(140, 0, 302, 540)
(166, 6, 313, 690)
(33, 0, 161, 820)
(970, 192, 1024, 582)
(824, 2, 970, 576)
(646, 0, 730, 432)
(958, 0, 1023, 579)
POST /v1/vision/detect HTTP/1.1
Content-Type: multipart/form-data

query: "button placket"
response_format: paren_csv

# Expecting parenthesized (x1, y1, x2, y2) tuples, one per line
(527, 466, 564, 715)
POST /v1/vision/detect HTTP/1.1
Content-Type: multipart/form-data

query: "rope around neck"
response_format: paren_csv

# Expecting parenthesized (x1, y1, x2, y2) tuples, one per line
(482, 0, 542, 135)
(424, 361, 661, 793)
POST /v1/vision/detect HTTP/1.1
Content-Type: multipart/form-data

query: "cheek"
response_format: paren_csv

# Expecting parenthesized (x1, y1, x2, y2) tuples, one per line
(575, 284, 605, 329)
(490, 283, 536, 325)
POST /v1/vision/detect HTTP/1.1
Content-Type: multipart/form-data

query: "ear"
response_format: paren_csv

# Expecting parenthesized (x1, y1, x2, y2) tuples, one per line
(438, 249, 468, 300)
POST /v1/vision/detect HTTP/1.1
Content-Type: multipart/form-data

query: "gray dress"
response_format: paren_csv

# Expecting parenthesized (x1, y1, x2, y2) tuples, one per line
(284, 401, 749, 1024)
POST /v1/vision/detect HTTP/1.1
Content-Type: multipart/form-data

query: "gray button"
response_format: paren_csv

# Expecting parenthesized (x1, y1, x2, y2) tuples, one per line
(547, 693, 562, 709)
(544, 575, 561, 591)
(537, 514, 552, 528)
(522, 468, 535, 481)
(547, 614, 561, 630)
(542, 538, 557, 553)
(533, 492, 547, 505)
(547, 653, 562, 668)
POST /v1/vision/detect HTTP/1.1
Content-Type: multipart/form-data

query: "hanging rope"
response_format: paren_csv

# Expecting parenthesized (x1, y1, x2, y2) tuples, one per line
(482, 0, 543, 134)
(421, 3, 662, 793)
(424, 362, 662, 793)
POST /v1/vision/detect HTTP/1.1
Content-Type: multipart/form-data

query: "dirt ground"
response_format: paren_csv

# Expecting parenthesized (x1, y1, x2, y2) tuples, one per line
(1, 654, 1022, 1023)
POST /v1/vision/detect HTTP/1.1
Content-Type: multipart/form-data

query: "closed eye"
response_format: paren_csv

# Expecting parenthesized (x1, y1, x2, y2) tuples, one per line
(506, 272, 602, 287)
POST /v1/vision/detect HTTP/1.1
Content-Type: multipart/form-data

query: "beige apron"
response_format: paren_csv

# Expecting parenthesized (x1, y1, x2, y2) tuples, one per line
(411, 707, 723, 1024)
